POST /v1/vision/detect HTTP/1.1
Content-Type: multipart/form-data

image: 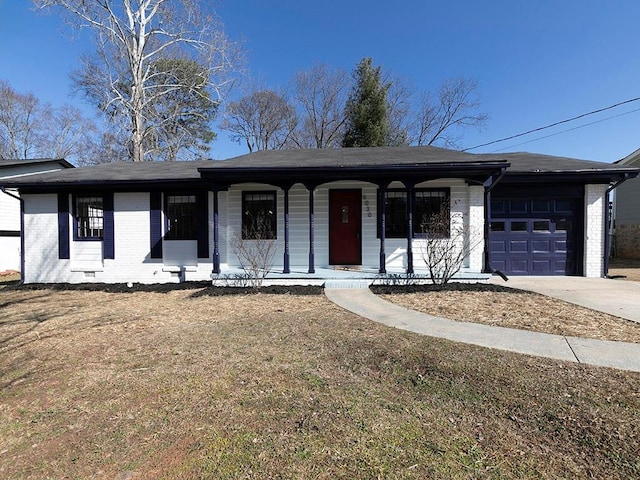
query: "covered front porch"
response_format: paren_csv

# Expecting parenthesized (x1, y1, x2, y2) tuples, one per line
(210, 265, 492, 287)
(199, 149, 510, 279)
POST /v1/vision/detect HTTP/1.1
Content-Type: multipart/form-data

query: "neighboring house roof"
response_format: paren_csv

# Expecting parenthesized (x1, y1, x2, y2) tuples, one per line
(615, 148, 640, 166)
(0, 158, 74, 170)
(0, 146, 637, 191)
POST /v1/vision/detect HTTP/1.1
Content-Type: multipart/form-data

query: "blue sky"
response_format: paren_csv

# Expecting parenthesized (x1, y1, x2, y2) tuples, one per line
(1, 0, 639, 163)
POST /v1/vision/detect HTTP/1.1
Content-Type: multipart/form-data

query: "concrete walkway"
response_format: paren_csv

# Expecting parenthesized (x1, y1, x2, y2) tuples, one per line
(325, 288, 640, 372)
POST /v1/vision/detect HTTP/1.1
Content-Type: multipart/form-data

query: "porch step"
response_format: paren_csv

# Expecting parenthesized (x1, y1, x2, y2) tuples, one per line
(323, 279, 372, 289)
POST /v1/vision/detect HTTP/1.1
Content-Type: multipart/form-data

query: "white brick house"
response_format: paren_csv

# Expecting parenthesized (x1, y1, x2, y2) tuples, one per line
(0, 158, 73, 272)
(2, 146, 637, 284)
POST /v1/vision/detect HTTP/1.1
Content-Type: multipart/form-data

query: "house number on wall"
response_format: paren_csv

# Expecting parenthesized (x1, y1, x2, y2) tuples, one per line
(363, 194, 372, 217)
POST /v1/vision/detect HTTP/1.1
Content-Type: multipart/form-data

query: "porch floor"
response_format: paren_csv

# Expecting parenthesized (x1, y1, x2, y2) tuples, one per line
(210, 266, 491, 287)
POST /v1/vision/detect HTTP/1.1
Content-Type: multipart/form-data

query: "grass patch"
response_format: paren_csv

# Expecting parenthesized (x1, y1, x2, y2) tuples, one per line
(0, 285, 638, 478)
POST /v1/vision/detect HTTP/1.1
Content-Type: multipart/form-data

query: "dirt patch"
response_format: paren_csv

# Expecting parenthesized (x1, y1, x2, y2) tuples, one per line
(373, 283, 640, 343)
(609, 258, 640, 281)
(16, 281, 323, 296)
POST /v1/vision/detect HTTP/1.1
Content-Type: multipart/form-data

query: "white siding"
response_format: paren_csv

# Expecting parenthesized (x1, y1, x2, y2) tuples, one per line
(615, 176, 640, 225)
(0, 191, 20, 231)
(0, 191, 21, 271)
(70, 241, 103, 271)
(0, 237, 20, 271)
(163, 241, 197, 267)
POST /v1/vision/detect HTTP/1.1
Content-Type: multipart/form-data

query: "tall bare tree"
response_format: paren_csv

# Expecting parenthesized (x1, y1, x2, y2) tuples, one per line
(413, 77, 487, 148)
(385, 75, 412, 147)
(34, 0, 239, 162)
(221, 89, 297, 152)
(0, 81, 41, 159)
(290, 64, 350, 148)
(0, 80, 98, 164)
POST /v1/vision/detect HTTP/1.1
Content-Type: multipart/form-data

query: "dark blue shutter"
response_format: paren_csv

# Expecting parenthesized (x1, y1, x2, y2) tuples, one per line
(150, 191, 163, 259)
(103, 192, 115, 259)
(196, 191, 209, 258)
(57, 193, 70, 259)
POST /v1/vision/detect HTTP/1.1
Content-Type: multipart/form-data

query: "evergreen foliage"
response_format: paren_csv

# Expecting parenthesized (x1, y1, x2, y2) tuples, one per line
(342, 58, 390, 147)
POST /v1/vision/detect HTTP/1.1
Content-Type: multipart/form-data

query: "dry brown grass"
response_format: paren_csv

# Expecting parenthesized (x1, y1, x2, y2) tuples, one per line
(0, 284, 639, 479)
(609, 258, 640, 281)
(378, 285, 640, 343)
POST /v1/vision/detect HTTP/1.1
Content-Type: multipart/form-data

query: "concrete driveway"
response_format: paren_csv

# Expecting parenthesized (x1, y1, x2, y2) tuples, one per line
(488, 276, 640, 323)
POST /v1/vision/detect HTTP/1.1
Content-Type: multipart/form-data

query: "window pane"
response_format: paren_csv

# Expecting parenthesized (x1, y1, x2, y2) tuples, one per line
(380, 189, 450, 238)
(76, 196, 103, 239)
(414, 190, 449, 237)
(490, 221, 505, 232)
(533, 221, 550, 231)
(510, 221, 527, 232)
(166, 194, 197, 240)
(243, 192, 276, 239)
(384, 191, 406, 238)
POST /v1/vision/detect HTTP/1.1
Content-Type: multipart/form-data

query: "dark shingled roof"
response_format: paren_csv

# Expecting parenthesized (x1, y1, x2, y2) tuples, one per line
(477, 151, 635, 173)
(1, 146, 637, 189)
(0, 158, 74, 170)
(1, 159, 215, 186)
(205, 145, 483, 168)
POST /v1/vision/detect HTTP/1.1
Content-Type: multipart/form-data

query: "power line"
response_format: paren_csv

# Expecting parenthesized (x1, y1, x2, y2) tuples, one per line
(493, 107, 640, 152)
(462, 97, 640, 152)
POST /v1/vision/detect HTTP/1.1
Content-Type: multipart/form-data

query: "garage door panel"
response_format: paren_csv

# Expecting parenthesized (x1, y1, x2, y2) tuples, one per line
(490, 198, 578, 276)
(509, 259, 529, 274)
(510, 240, 528, 252)
(532, 200, 550, 213)
(532, 240, 551, 253)
(508, 201, 529, 214)
(554, 240, 567, 253)
(491, 259, 507, 272)
(490, 240, 507, 254)
(554, 260, 568, 274)
(532, 260, 551, 274)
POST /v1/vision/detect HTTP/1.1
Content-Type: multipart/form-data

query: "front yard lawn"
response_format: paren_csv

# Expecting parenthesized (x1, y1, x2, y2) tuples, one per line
(0, 284, 638, 479)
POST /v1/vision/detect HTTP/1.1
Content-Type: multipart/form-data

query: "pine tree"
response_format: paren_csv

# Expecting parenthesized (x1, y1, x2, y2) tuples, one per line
(342, 58, 390, 147)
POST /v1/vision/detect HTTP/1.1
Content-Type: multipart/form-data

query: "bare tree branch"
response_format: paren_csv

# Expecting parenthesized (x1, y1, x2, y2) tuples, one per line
(221, 89, 297, 152)
(34, 0, 241, 161)
(0, 80, 99, 164)
(414, 77, 488, 149)
(290, 63, 350, 148)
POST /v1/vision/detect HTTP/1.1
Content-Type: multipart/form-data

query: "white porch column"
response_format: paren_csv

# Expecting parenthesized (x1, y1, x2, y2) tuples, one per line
(467, 185, 484, 273)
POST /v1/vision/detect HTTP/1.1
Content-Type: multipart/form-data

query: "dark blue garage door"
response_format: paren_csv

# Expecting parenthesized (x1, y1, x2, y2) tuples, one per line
(490, 198, 579, 275)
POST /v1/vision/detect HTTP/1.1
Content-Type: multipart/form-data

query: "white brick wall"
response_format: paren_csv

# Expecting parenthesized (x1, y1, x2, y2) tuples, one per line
(23, 194, 70, 283)
(467, 185, 485, 272)
(584, 184, 608, 277)
(23, 192, 218, 284)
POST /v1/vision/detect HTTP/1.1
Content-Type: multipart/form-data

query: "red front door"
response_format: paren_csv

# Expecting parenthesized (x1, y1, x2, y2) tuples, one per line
(329, 189, 362, 265)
